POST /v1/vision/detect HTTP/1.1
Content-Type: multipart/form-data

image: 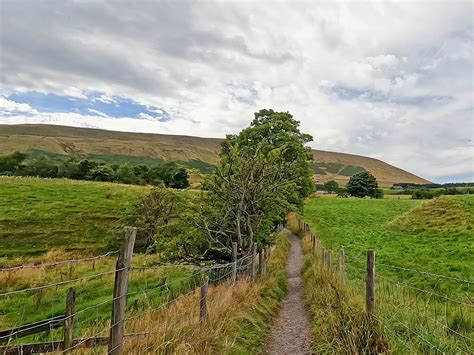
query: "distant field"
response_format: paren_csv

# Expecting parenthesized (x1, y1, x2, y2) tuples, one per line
(303, 195, 474, 297)
(0, 177, 148, 261)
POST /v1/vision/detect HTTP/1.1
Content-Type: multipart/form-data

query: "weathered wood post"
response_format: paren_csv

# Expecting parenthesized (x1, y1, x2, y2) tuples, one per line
(366, 250, 375, 315)
(339, 249, 346, 282)
(312, 236, 316, 255)
(258, 250, 264, 276)
(200, 276, 209, 323)
(251, 243, 257, 281)
(231, 242, 237, 284)
(108, 227, 136, 355)
(63, 287, 75, 352)
(262, 248, 266, 275)
(326, 250, 332, 270)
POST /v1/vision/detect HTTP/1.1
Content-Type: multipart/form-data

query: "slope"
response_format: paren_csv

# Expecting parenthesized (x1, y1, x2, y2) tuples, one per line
(0, 124, 430, 186)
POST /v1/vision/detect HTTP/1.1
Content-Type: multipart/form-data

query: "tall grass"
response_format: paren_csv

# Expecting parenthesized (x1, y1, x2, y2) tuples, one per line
(65, 233, 292, 354)
(299, 232, 388, 353)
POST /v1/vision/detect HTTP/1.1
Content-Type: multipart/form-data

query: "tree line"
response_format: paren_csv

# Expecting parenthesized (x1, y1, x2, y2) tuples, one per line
(0, 151, 190, 188)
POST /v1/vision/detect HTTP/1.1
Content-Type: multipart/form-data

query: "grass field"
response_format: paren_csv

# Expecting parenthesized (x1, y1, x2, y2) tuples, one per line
(300, 198, 474, 353)
(0, 176, 149, 261)
(303, 195, 473, 297)
(0, 176, 290, 352)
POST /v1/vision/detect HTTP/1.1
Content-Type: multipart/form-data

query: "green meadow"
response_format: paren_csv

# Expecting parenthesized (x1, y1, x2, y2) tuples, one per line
(0, 176, 149, 261)
(303, 195, 474, 297)
(302, 195, 473, 353)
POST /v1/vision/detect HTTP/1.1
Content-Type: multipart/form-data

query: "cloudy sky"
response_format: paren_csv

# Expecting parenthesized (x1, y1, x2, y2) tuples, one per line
(0, 1, 472, 183)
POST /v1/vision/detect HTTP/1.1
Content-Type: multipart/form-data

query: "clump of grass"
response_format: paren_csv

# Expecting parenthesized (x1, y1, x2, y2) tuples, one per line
(300, 234, 388, 353)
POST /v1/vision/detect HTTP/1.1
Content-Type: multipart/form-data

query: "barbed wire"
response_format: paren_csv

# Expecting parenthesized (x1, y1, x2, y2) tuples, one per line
(0, 250, 119, 272)
(378, 275, 472, 307)
(377, 263, 474, 284)
(372, 312, 446, 354)
(0, 267, 126, 297)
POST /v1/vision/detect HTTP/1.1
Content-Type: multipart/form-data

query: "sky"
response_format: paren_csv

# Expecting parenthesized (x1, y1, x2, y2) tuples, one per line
(0, 1, 472, 183)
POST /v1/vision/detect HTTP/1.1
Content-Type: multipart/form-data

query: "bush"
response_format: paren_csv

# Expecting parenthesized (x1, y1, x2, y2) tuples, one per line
(411, 189, 435, 199)
(336, 188, 350, 198)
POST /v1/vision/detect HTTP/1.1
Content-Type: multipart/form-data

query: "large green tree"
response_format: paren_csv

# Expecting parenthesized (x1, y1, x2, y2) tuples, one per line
(203, 109, 314, 254)
(347, 171, 383, 198)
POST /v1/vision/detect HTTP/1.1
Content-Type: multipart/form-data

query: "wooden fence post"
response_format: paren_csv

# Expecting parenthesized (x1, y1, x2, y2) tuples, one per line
(366, 250, 375, 315)
(231, 242, 237, 284)
(200, 276, 209, 323)
(326, 250, 332, 270)
(262, 248, 266, 274)
(339, 249, 345, 282)
(258, 251, 264, 276)
(63, 287, 75, 352)
(251, 243, 257, 281)
(108, 227, 136, 355)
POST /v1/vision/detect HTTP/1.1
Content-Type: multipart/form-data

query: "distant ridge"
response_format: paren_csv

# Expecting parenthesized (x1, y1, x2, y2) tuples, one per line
(0, 124, 430, 187)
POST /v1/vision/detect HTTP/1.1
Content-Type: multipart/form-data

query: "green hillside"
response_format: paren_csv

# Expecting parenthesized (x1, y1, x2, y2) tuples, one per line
(0, 176, 148, 260)
(0, 124, 430, 187)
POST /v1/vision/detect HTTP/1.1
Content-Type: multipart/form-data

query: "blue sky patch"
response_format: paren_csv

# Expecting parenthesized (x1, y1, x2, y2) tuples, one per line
(6, 91, 170, 121)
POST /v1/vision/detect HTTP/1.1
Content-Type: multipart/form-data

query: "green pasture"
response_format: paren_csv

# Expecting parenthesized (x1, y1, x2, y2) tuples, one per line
(303, 195, 474, 297)
(0, 177, 149, 260)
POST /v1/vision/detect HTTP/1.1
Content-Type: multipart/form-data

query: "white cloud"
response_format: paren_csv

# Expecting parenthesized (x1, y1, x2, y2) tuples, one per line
(0, 97, 38, 115)
(0, 0, 472, 182)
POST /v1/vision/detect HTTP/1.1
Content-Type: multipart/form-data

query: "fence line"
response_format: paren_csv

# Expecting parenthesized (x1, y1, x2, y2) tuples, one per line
(377, 262, 474, 284)
(295, 215, 473, 353)
(0, 268, 127, 297)
(0, 225, 277, 354)
(0, 250, 119, 272)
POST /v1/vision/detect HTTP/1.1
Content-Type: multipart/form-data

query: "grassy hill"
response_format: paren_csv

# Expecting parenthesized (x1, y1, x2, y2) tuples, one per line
(0, 124, 430, 187)
(0, 176, 149, 260)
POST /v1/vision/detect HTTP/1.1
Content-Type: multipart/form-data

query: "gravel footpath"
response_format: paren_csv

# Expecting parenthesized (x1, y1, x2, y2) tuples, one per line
(265, 230, 312, 354)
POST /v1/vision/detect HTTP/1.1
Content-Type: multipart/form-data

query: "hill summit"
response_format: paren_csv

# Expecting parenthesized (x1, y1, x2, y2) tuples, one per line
(0, 124, 430, 187)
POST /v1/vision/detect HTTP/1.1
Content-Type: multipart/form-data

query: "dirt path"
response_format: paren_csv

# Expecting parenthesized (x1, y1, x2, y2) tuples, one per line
(265, 230, 312, 354)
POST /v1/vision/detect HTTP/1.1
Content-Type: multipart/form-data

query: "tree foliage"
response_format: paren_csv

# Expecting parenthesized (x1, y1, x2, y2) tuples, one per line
(128, 186, 185, 249)
(347, 171, 383, 198)
(0, 151, 190, 188)
(323, 180, 339, 193)
(201, 109, 314, 255)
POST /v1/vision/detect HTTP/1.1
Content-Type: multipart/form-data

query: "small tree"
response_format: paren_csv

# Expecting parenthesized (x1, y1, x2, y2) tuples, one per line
(347, 171, 382, 198)
(323, 180, 339, 193)
(128, 186, 184, 248)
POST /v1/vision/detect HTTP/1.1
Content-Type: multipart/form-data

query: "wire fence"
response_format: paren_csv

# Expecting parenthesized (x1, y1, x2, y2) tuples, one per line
(296, 217, 473, 354)
(0, 228, 274, 354)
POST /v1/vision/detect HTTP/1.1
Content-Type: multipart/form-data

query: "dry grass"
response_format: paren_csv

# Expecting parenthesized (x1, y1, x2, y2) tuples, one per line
(64, 233, 292, 354)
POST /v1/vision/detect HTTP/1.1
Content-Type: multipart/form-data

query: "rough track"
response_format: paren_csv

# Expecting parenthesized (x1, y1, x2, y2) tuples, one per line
(265, 230, 312, 354)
